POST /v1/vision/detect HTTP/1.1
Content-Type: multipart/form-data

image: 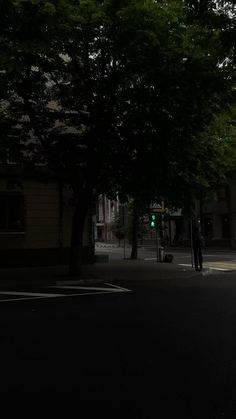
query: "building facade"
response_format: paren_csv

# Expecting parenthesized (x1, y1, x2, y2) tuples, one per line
(0, 166, 93, 267)
(95, 195, 120, 242)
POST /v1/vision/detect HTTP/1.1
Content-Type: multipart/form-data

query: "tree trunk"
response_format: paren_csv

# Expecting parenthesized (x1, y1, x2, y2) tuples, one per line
(69, 196, 89, 276)
(226, 185, 236, 249)
(130, 199, 139, 260)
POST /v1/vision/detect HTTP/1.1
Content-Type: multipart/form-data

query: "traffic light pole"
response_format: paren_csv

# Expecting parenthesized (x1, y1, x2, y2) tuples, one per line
(123, 205, 126, 260)
(190, 218, 193, 268)
(156, 225, 159, 263)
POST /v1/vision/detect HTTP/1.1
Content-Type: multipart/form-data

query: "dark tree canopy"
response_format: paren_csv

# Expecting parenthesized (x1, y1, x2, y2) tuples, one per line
(1, 0, 236, 271)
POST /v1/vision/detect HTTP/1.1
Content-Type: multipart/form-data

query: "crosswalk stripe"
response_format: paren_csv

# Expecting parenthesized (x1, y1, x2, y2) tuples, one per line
(179, 263, 236, 271)
(204, 262, 236, 267)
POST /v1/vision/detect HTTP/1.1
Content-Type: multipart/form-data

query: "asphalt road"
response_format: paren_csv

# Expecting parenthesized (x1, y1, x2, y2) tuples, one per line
(1, 275, 236, 418)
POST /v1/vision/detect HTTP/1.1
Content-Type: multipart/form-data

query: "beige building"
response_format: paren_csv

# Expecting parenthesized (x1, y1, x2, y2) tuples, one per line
(0, 165, 93, 267)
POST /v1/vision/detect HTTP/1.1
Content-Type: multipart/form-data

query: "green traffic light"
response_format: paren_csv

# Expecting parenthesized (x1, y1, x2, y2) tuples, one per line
(149, 213, 158, 228)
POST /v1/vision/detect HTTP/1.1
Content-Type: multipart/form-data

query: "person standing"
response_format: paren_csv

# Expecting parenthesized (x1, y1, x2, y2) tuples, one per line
(192, 227, 204, 271)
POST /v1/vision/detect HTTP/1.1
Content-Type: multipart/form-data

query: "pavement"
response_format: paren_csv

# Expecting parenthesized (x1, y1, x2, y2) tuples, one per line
(0, 245, 234, 287)
(95, 240, 236, 253)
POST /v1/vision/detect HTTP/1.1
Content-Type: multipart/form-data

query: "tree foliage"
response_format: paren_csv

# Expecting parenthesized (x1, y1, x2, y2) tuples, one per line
(1, 0, 236, 270)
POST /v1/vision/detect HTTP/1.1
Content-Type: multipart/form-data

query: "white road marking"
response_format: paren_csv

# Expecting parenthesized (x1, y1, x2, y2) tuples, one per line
(179, 263, 232, 271)
(50, 285, 109, 291)
(0, 296, 59, 303)
(0, 283, 131, 303)
(104, 283, 131, 292)
(0, 291, 65, 297)
(55, 290, 130, 298)
(50, 283, 131, 293)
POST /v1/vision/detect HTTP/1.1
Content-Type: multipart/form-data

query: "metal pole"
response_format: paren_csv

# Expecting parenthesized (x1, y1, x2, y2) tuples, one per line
(123, 205, 126, 259)
(156, 225, 159, 263)
(190, 218, 194, 268)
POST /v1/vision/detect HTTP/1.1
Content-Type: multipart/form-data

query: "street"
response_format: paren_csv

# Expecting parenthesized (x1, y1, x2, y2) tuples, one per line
(1, 266, 236, 417)
(96, 243, 236, 271)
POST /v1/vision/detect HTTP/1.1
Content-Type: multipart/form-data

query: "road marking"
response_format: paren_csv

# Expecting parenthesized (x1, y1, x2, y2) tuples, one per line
(104, 283, 131, 292)
(0, 296, 61, 303)
(0, 283, 131, 303)
(49, 283, 131, 293)
(204, 262, 236, 271)
(0, 291, 65, 297)
(179, 263, 233, 271)
(205, 261, 236, 267)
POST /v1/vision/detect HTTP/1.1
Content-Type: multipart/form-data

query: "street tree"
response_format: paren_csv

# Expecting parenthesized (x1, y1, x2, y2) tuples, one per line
(109, 0, 236, 258)
(1, 0, 236, 270)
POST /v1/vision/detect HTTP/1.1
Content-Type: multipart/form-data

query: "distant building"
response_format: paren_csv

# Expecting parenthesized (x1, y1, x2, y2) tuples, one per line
(196, 185, 236, 247)
(177, 184, 236, 248)
(95, 185, 236, 248)
(95, 195, 120, 242)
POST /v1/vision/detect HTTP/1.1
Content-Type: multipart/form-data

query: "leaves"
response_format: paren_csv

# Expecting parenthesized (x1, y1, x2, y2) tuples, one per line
(0, 0, 235, 212)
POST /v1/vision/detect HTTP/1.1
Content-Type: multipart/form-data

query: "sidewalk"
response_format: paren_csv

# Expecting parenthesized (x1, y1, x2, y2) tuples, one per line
(0, 257, 218, 288)
(95, 241, 236, 253)
(82, 258, 202, 282)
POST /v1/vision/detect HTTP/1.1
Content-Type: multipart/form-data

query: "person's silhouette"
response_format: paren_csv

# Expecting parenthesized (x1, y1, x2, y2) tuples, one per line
(193, 227, 203, 271)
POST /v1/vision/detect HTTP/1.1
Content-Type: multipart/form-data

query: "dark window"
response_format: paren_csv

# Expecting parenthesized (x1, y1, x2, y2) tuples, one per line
(217, 187, 226, 201)
(0, 195, 24, 232)
(221, 214, 230, 238)
(204, 216, 213, 239)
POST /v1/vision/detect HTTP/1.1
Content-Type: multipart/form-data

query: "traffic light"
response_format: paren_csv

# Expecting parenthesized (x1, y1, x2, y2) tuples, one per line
(149, 213, 158, 228)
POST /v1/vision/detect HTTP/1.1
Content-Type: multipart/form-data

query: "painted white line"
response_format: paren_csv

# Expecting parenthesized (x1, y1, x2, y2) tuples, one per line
(50, 285, 116, 291)
(104, 283, 131, 292)
(49, 283, 131, 293)
(179, 263, 231, 271)
(0, 290, 127, 303)
(179, 264, 193, 267)
(0, 296, 54, 303)
(57, 290, 130, 298)
(203, 254, 233, 257)
(0, 283, 131, 304)
(0, 291, 65, 297)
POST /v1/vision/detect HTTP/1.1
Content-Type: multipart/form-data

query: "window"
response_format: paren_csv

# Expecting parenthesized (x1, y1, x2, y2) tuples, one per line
(221, 214, 230, 239)
(0, 194, 24, 232)
(217, 187, 226, 201)
(203, 216, 213, 239)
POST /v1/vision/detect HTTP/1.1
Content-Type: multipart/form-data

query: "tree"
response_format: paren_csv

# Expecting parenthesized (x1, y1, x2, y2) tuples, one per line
(1, 0, 236, 271)
(111, 211, 126, 246)
(109, 0, 236, 258)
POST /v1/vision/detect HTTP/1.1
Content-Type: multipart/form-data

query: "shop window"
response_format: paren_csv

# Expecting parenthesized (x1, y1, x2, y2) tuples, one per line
(0, 194, 24, 232)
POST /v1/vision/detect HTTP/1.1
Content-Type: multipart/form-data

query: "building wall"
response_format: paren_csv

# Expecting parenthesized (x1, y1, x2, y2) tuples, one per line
(95, 195, 119, 242)
(180, 183, 236, 247)
(0, 176, 93, 266)
(0, 179, 65, 249)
